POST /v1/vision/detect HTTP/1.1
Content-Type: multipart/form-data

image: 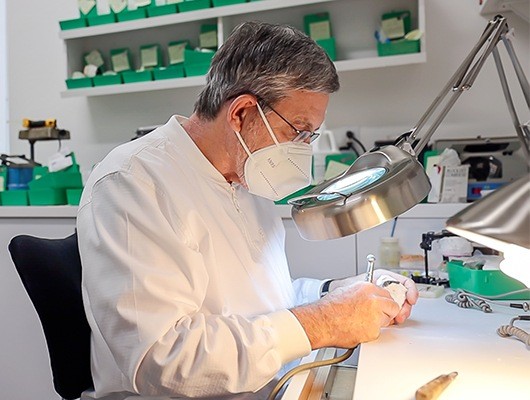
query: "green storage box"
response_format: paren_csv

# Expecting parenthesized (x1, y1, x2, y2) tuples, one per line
(122, 69, 153, 83)
(59, 18, 87, 30)
(65, 77, 93, 89)
(29, 189, 67, 206)
(316, 37, 336, 61)
(184, 63, 210, 76)
(28, 171, 83, 190)
(110, 48, 132, 73)
(184, 48, 215, 64)
(381, 10, 411, 39)
(87, 13, 116, 26)
(153, 65, 185, 80)
(147, 4, 178, 16)
(377, 39, 420, 57)
(274, 185, 315, 205)
(1, 190, 29, 206)
(117, 8, 147, 22)
(178, 0, 211, 13)
(212, 0, 246, 6)
(304, 12, 332, 41)
(66, 188, 83, 206)
(93, 74, 123, 86)
(447, 260, 530, 300)
(0, 166, 7, 191)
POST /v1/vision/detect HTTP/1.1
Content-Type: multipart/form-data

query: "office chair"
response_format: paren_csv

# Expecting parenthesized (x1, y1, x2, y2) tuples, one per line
(8, 232, 93, 400)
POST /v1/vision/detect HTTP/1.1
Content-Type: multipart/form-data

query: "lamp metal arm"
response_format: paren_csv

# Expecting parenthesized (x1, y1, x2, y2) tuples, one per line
(407, 15, 530, 161)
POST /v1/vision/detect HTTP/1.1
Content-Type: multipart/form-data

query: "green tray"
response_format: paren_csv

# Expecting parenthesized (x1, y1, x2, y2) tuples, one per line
(59, 18, 87, 30)
(147, 4, 178, 16)
(178, 0, 211, 12)
(212, 0, 246, 6)
(184, 63, 211, 77)
(316, 37, 336, 61)
(29, 189, 67, 206)
(184, 48, 215, 64)
(28, 172, 83, 190)
(117, 8, 147, 22)
(87, 13, 116, 26)
(122, 70, 153, 83)
(66, 188, 83, 206)
(93, 74, 123, 86)
(1, 190, 29, 206)
(65, 77, 93, 89)
(447, 260, 530, 300)
(274, 185, 315, 205)
(153, 65, 185, 80)
(377, 39, 420, 57)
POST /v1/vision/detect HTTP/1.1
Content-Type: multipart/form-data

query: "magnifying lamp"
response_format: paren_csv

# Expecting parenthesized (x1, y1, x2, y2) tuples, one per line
(289, 15, 530, 284)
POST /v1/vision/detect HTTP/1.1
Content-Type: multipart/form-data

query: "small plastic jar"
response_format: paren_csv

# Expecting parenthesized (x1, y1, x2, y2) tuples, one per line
(379, 237, 401, 268)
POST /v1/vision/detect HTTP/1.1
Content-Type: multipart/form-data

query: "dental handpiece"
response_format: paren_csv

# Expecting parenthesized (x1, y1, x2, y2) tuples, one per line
(365, 254, 376, 283)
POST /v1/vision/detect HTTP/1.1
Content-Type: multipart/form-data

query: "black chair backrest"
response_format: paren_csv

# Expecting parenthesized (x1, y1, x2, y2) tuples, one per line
(8, 232, 93, 400)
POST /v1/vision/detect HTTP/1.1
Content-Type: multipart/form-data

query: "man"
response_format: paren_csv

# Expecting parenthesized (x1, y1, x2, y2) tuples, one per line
(77, 21, 418, 400)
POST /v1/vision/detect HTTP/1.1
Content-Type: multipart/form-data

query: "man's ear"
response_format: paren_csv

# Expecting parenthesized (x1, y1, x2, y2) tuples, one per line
(227, 94, 257, 133)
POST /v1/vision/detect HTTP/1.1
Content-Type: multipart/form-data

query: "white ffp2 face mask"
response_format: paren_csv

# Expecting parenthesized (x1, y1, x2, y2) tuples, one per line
(234, 104, 313, 201)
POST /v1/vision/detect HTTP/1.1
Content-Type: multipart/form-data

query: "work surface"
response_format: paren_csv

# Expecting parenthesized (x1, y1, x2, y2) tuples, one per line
(352, 292, 530, 400)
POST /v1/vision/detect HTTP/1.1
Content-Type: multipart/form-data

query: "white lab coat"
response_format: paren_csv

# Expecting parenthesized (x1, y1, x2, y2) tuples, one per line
(77, 116, 324, 399)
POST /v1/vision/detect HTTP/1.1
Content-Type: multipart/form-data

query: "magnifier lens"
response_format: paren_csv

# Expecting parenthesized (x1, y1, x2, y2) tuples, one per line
(317, 167, 386, 201)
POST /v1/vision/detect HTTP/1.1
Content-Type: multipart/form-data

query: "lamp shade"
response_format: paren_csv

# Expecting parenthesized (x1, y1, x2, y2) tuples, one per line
(289, 146, 431, 240)
(446, 174, 530, 287)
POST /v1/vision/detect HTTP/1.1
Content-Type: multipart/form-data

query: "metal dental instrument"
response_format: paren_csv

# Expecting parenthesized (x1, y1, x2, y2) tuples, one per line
(365, 254, 376, 283)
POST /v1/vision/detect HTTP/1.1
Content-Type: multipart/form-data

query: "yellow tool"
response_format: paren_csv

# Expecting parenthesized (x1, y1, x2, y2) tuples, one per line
(22, 118, 57, 129)
(415, 371, 458, 400)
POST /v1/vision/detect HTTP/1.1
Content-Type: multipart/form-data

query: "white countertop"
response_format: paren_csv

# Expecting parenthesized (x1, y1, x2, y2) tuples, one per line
(0, 203, 469, 220)
(0, 205, 78, 218)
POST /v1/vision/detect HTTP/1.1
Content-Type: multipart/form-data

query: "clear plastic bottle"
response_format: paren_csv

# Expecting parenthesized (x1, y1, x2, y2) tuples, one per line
(379, 237, 401, 268)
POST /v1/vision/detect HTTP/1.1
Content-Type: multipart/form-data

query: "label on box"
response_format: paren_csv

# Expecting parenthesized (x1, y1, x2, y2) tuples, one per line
(440, 165, 469, 203)
(109, 0, 127, 12)
(168, 43, 186, 64)
(97, 0, 111, 15)
(309, 21, 331, 41)
(141, 46, 158, 68)
(382, 17, 405, 39)
(85, 50, 104, 68)
(199, 31, 218, 49)
(111, 51, 131, 72)
(78, 0, 97, 15)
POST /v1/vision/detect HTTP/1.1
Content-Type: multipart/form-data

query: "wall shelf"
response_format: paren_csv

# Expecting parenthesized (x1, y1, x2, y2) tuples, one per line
(60, 0, 426, 98)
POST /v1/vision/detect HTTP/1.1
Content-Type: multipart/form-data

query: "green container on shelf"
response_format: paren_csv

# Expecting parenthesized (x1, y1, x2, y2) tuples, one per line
(447, 260, 530, 300)
(59, 18, 87, 30)
(117, 8, 147, 22)
(184, 63, 210, 77)
(93, 74, 123, 86)
(316, 37, 336, 61)
(66, 188, 83, 206)
(274, 185, 315, 205)
(212, 0, 246, 6)
(184, 48, 215, 65)
(87, 13, 117, 26)
(178, 0, 211, 13)
(153, 65, 185, 80)
(122, 69, 153, 83)
(147, 3, 178, 16)
(1, 190, 29, 206)
(377, 39, 420, 57)
(28, 171, 83, 190)
(0, 166, 7, 191)
(65, 77, 93, 89)
(28, 189, 67, 206)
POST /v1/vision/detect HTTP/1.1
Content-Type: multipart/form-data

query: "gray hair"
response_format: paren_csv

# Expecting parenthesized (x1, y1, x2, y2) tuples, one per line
(194, 21, 340, 120)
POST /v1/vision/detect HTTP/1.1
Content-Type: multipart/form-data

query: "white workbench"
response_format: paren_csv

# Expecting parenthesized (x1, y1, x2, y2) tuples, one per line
(284, 292, 530, 400)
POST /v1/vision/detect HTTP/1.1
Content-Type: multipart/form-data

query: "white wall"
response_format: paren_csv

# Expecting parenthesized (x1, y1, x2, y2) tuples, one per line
(0, 0, 7, 153)
(6, 1, 530, 172)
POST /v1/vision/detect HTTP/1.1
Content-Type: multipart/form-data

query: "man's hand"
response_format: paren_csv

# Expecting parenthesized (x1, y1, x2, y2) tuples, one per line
(290, 281, 401, 349)
(329, 269, 419, 324)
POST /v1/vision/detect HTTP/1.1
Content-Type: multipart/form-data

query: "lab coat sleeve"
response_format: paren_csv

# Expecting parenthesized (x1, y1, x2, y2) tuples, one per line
(291, 277, 325, 305)
(77, 172, 311, 398)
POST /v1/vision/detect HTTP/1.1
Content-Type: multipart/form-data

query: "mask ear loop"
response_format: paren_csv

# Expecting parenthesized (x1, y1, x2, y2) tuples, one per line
(256, 103, 282, 146)
(234, 130, 253, 158)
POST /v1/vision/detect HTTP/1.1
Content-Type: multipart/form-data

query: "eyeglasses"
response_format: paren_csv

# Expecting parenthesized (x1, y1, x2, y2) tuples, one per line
(260, 102, 321, 143)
